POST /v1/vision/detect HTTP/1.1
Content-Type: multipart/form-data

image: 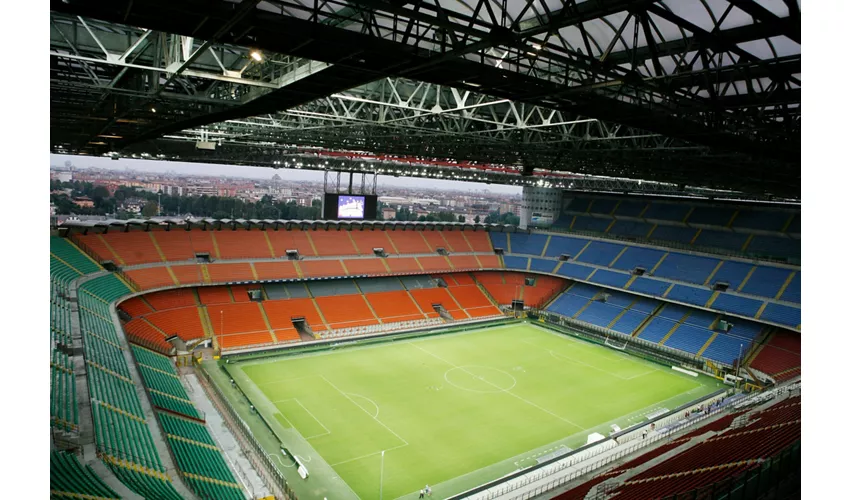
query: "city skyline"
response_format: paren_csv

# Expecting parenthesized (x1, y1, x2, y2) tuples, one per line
(50, 154, 522, 195)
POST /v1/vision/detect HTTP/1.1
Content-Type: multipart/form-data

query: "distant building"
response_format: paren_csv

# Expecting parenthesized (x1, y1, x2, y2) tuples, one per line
(73, 196, 94, 208)
(382, 207, 397, 219)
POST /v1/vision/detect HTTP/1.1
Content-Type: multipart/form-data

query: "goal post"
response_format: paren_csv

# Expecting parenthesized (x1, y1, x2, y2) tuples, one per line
(604, 334, 630, 351)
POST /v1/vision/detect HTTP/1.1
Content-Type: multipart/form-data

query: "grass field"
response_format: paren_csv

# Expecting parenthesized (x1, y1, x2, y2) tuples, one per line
(228, 323, 718, 500)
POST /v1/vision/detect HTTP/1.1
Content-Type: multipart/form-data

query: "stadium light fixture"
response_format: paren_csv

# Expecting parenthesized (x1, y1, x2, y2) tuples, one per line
(250, 50, 263, 62)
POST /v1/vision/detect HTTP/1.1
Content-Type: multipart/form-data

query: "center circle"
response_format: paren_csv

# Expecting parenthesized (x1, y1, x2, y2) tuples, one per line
(444, 365, 517, 394)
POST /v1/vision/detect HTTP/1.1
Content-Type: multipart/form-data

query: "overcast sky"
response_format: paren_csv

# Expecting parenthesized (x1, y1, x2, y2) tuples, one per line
(51, 154, 522, 195)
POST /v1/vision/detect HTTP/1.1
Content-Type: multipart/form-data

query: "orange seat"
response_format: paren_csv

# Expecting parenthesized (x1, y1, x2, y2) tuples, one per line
(365, 291, 425, 323)
(386, 231, 432, 254)
(409, 288, 464, 317)
(348, 231, 394, 255)
(309, 231, 358, 256)
(464, 231, 493, 252)
(266, 229, 316, 257)
(101, 232, 162, 265)
(476, 255, 502, 269)
(125, 267, 176, 290)
(315, 295, 378, 329)
(262, 298, 326, 332)
(300, 260, 346, 278)
(440, 231, 472, 253)
(207, 302, 269, 335)
(73, 234, 119, 263)
(447, 285, 492, 309)
(253, 261, 299, 280)
(149, 231, 195, 261)
(145, 308, 205, 340)
(214, 230, 272, 259)
(421, 231, 449, 252)
(197, 286, 233, 305)
(169, 264, 206, 286)
(417, 256, 452, 272)
(229, 285, 255, 302)
(143, 289, 197, 310)
(385, 257, 422, 274)
(448, 255, 480, 270)
(118, 297, 153, 317)
(343, 259, 388, 276)
(124, 318, 172, 353)
(273, 329, 300, 342)
(465, 306, 503, 318)
(207, 263, 254, 282)
(218, 331, 273, 349)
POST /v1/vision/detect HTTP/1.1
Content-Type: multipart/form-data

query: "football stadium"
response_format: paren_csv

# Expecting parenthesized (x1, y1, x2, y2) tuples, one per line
(49, 1, 802, 500)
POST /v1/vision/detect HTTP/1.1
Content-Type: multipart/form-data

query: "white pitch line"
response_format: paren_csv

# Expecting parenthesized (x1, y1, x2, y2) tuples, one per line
(329, 443, 409, 467)
(346, 393, 380, 419)
(409, 342, 587, 431)
(320, 375, 409, 447)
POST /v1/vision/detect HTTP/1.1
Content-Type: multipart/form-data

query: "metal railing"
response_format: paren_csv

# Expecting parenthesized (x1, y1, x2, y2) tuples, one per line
(462, 410, 725, 500)
(195, 365, 297, 500)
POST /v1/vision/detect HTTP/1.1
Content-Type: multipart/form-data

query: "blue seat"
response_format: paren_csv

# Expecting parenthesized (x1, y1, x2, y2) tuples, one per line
(608, 220, 653, 238)
(568, 282, 600, 299)
(590, 269, 630, 288)
(575, 240, 625, 266)
(733, 210, 790, 232)
(564, 196, 592, 212)
(643, 202, 691, 222)
(701, 334, 750, 365)
(588, 198, 618, 215)
(739, 266, 794, 298)
(601, 290, 636, 308)
(779, 272, 800, 303)
(747, 236, 800, 259)
(529, 258, 558, 273)
(760, 303, 801, 328)
(614, 200, 648, 217)
(684, 309, 718, 329)
(725, 320, 764, 341)
(710, 261, 754, 289)
(657, 303, 691, 321)
(610, 246, 666, 272)
(638, 317, 677, 343)
(695, 230, 749, 252)
(666, 285, 713, 307)
(628, 276, 670, 296)
(687, 206, 736, 226)
(545, 235, 590, 258)
(509, 233, 548, 256)
(547, 293, 591, 317)
(557, 262, 595, 280)
(576, 301, 625, 327)
(650, 225, 698, 244)
(571, 215, 611, 233)
(653, 253, 721, 285)
(664, 324, 714, 355)
(630, 296, 661, 313)
(786, 214, 800, 234)
(489, 232, 508, 251)
(711, 293, 763, 317)
(611, 310, 649, 335)
(503, 256, 529, 270)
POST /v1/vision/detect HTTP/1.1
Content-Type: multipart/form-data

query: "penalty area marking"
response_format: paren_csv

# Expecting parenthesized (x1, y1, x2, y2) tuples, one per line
(272, 398, 332, 439)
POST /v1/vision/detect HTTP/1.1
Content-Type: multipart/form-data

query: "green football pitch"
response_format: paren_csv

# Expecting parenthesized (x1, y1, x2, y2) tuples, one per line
(227, 323, 718, 500)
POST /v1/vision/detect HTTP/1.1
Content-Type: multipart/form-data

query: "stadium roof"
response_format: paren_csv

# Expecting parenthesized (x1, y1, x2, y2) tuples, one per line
(50, 0, 801, 198)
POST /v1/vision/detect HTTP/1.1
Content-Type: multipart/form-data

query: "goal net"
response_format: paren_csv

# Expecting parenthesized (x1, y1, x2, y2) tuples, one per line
(604, 334, 630, 351)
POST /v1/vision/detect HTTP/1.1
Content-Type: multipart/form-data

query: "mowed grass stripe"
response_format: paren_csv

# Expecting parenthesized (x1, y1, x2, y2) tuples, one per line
(239, 324, 712, 499)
